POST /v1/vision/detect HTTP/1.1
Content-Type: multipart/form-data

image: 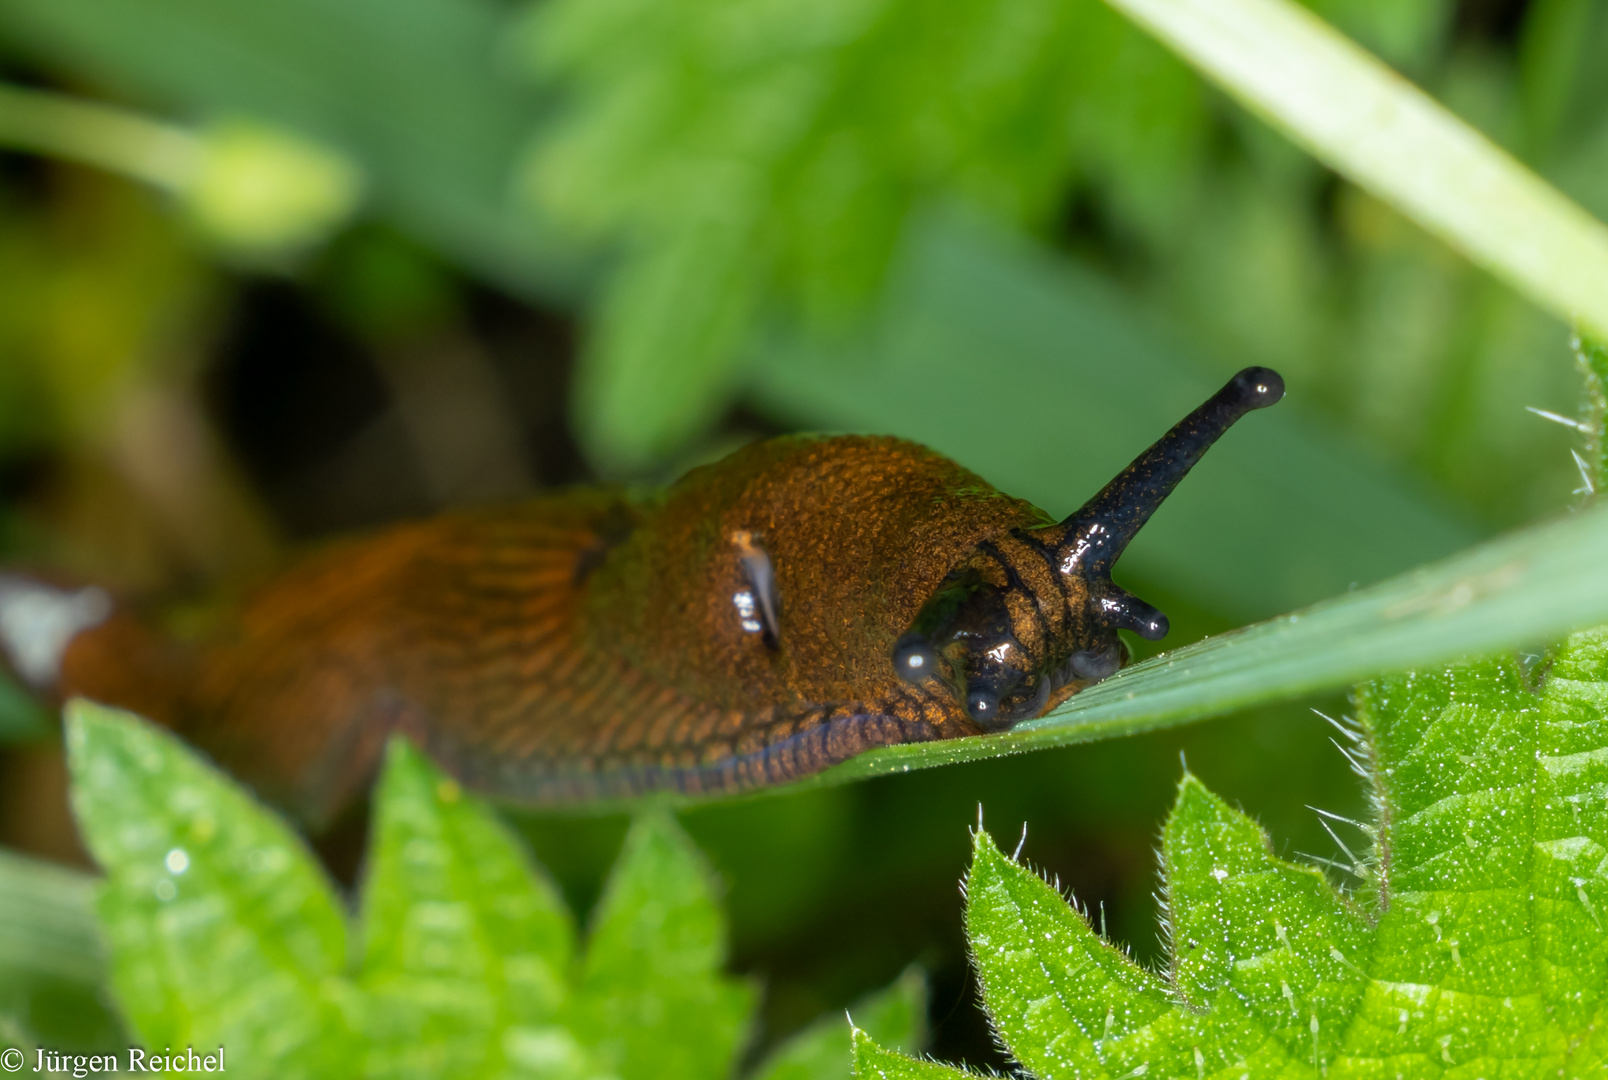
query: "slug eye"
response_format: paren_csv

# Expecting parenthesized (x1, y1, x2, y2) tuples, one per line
(893, 634, 939, 683)
(966, 689, 1001, 724)
(730, 530, 779, 648)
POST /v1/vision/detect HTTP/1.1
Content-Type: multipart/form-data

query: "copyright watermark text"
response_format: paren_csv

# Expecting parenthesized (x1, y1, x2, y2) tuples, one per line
(1, 1047, 226, 1075)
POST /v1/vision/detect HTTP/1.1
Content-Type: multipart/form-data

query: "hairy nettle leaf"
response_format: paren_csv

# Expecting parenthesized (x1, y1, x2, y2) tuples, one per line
(63, 703, 917, 1079)
(856, 627, 1608, 1076)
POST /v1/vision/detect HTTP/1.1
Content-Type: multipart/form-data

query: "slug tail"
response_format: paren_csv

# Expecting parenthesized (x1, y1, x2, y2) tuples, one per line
(0, 573, 190, 727)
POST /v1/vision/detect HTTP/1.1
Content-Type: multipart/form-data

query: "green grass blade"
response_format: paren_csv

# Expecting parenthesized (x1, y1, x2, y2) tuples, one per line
(1100, 0, 1608, 341)
(819, 499, 1608, 782)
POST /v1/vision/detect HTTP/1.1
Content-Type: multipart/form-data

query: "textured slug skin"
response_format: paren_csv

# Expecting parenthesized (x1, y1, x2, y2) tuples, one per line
(59, 435, 1054, 822)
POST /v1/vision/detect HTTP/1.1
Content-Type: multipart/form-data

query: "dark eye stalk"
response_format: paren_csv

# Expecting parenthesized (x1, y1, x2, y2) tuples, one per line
(895, 366, 1284, 726)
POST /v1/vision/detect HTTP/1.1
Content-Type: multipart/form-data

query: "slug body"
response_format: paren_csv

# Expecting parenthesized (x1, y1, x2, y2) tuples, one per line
(13, 368, 1283, 820)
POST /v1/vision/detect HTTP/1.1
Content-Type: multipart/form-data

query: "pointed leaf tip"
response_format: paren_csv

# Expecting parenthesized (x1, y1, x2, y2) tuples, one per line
(850, 1028, 973, 1079)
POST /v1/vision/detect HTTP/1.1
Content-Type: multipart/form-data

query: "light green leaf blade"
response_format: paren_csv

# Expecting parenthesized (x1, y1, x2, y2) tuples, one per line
(849, 1029, 973, 1080)
(1099, 0, 1608, 342)
(0, 849, 123, 1052)
(964, 828, 1170, 1077)
(358, 738, 576, 1080)
(571, 810, 756, 1080)
(752, 966, 927, 1080)
(64, 699, 358, 1078)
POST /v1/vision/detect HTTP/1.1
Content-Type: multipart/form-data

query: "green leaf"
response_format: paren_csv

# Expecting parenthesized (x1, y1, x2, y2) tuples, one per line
(964, 828, 1169, 1074)
(1100, 0, 1608, 344)
(358, 738, 576, 1079)
(64, 699, 359, 1078)
(932, 625, 1608, 1072)
(849, 1029, 973, 1080)
(570, 810, 756, 1080)
(0, 849, 124, 1052)
(752, 966, 927, 1080)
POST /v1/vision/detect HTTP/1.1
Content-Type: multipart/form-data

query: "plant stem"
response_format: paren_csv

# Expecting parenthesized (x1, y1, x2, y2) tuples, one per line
(0, 82, 200, 192)
(1099, 0, 1608, 343)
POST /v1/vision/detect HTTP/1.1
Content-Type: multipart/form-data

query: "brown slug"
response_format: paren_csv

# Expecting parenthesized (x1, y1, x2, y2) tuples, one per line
(1, 367, 1282, 821)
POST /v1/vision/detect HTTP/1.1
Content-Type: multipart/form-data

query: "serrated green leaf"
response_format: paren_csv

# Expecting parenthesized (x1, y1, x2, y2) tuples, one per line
(64, 699, 359, 1078)
(753, 966, 927, 1080)
(849, 1028, 973, 1080)
(941, 625, 1608, 1073)
(571, 810, 756, 1080)
(1160, 777, 1371, 1071)
(358, 738, 576, 1080)
(966, 828, 1170, 1075)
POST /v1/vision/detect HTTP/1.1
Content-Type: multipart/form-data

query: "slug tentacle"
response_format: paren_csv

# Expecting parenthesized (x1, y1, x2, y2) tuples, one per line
(894, 367, 1284, 726)
(1051, 366, 1284, 574)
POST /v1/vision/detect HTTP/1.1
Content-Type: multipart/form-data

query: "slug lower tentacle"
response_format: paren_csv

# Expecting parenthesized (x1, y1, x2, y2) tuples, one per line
(4, 368, 1283, 822)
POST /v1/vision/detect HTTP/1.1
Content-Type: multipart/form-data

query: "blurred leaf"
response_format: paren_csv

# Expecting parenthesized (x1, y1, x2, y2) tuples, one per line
(1102, 0, 1608, 344)
(1307, 0, 1449, 69)
(359, 739, 576, 1080)
(0, 0, 582, 297)
(753, 967, 926, 1080)
(0, 673, 50, 743)
(571, 811, 756, 1080)
(813, 491, 1608, 785)
(64, 700, 360, 1078)
(0, 849, 123, 1052)
(1519, 0, 1608, 167)
(750, 209, 1480, 623)
(518, 0, 1206, 468)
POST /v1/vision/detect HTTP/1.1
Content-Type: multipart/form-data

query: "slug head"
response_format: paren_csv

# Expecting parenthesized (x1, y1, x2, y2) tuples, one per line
(894, 367, 1284, 730)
